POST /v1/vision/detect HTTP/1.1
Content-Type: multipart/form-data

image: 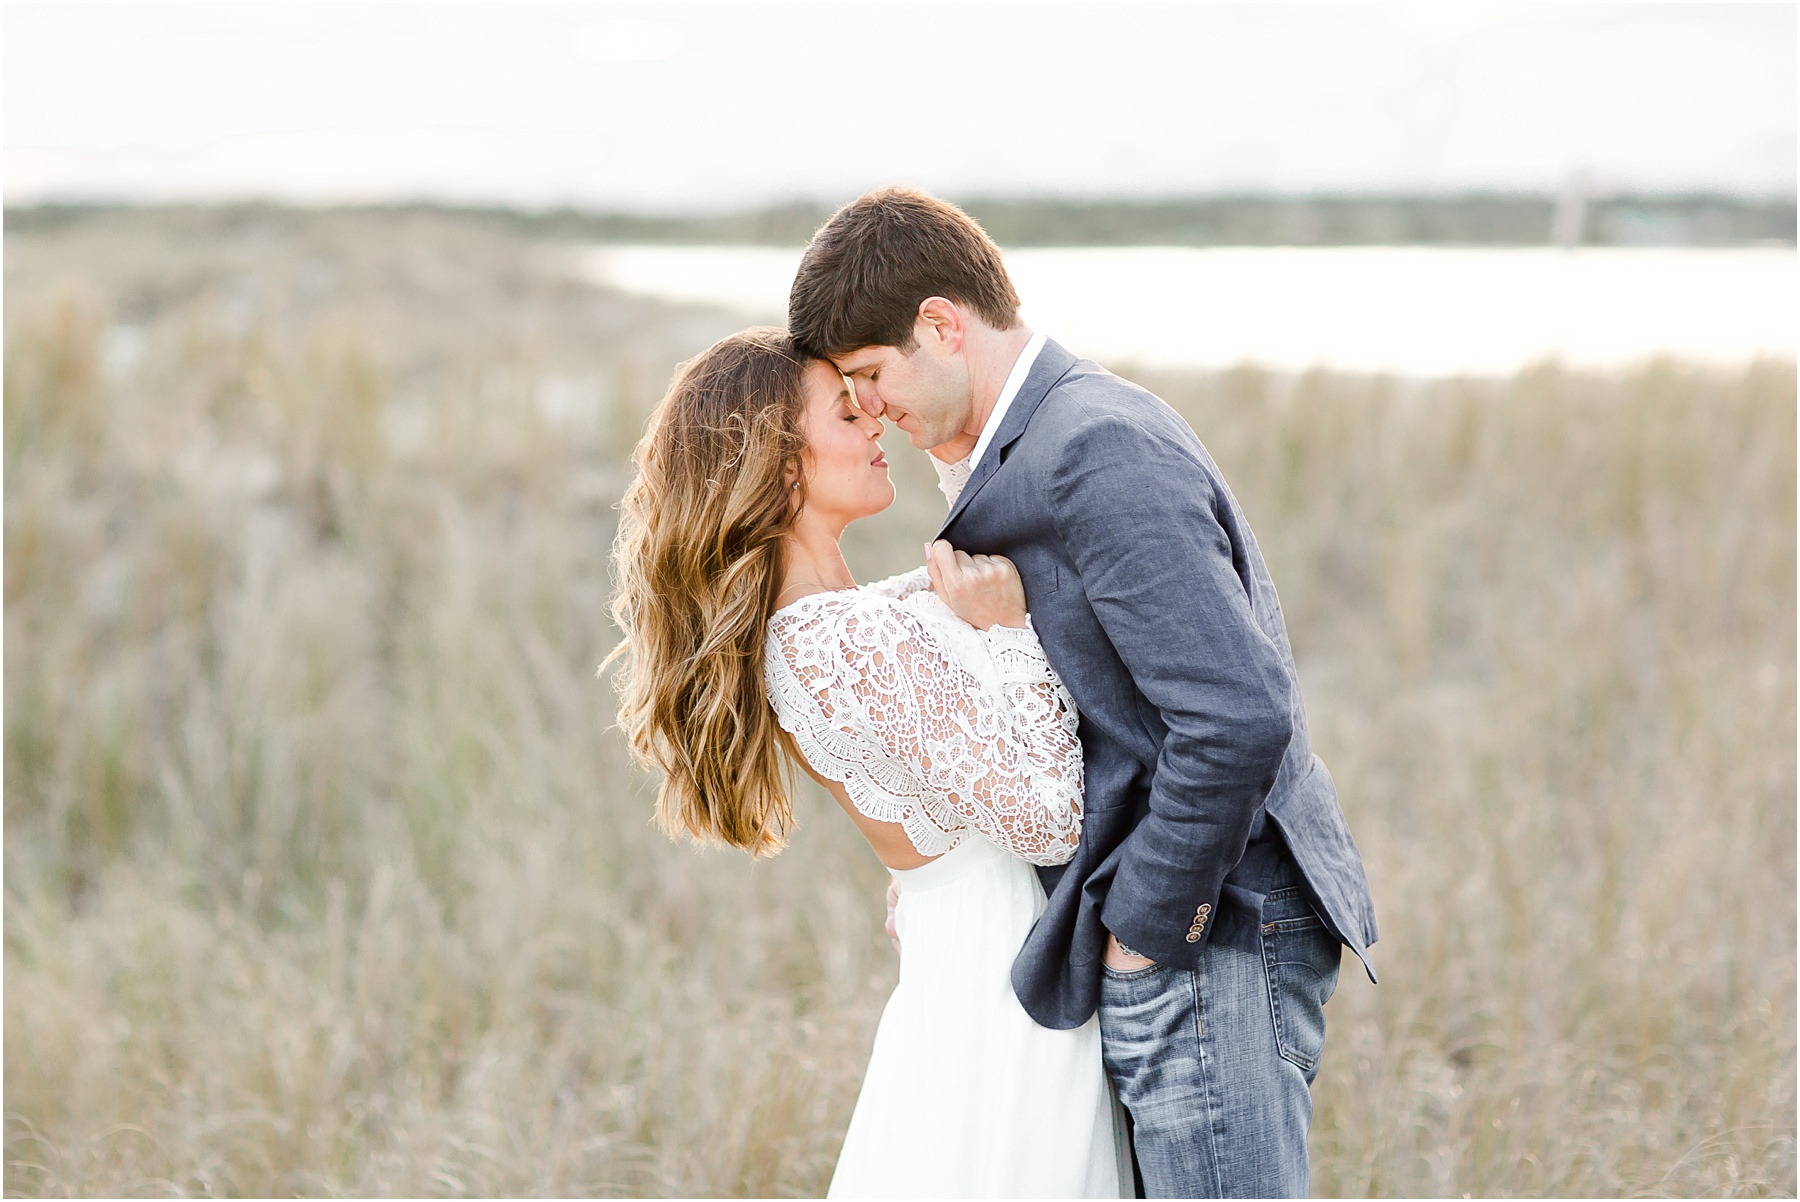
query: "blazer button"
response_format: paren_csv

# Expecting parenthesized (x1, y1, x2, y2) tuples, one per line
(1185, 932, 1201, 943)
(1198, 903, 1211, 916)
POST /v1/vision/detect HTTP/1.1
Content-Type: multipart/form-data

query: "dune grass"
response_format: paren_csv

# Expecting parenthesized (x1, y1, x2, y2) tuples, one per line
(5, 207, 1793, 1197)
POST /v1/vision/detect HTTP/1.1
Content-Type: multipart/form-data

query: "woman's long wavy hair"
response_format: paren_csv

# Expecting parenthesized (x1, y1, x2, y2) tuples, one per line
(607, 328, 810, 856)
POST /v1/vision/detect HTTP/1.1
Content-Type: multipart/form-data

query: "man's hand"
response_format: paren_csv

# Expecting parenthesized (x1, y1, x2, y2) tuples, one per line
(885, 879, 901, 953)
(1104, 932, 1156, 971)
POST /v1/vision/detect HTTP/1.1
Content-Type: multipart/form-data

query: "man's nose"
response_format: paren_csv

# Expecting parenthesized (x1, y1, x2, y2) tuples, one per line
(857, 388, 887, 417)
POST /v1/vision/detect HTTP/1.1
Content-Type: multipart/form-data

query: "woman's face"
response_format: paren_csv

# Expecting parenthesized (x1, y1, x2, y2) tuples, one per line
(795, 357, 893, 527)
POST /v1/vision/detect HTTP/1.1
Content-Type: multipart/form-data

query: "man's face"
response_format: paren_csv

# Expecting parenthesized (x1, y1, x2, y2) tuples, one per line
(832, 329, 971, 453)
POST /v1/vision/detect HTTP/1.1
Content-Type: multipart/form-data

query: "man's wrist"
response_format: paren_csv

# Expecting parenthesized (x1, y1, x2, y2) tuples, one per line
(1106, 932, 1155, 965)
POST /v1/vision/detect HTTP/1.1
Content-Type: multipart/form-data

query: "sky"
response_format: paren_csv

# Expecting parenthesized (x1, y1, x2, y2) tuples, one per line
(6, 2, 1795, 210)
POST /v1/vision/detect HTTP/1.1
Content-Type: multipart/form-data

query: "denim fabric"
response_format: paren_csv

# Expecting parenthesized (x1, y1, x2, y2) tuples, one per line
(1098, 866, 1341, 1198)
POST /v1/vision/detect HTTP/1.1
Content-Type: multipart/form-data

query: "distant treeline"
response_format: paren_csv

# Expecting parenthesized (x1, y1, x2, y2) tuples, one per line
(7, 193, 1794, 247)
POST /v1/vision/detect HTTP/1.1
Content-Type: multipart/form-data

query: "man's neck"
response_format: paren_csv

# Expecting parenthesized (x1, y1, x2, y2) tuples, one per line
(932, 323, 1034, 464)
(929, 433, 980, 464)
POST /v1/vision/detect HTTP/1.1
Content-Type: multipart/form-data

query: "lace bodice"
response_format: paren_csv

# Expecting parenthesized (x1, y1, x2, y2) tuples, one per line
(765, 567, 1085, 866)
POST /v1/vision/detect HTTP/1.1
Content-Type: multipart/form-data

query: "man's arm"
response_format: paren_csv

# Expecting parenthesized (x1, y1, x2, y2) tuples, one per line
(1047, 412, 1294, 968)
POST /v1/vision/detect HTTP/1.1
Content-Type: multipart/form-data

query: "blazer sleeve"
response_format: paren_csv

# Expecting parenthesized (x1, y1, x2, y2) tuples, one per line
(1046, 412, 1295, 967)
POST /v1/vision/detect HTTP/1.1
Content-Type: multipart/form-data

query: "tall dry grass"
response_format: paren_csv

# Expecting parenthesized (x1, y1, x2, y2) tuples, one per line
(5, 207, 1794, 1197)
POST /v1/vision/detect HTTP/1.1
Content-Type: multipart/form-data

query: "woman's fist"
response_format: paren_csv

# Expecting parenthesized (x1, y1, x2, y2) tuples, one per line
(925, 540, 1028, 630)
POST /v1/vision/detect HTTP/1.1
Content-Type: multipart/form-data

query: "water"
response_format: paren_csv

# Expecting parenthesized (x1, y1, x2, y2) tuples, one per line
(577, 243, 1795, 377)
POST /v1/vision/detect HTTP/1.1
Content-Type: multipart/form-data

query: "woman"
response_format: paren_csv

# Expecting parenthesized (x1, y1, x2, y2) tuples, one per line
(609, 329, 1125, 1198)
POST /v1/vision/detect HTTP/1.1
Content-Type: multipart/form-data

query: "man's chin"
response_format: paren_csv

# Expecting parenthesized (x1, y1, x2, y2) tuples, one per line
(893, 418, 957, 455)
(908, 426, 958, 453)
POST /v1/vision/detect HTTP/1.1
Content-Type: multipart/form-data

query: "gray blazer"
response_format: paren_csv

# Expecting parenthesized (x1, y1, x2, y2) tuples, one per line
(938, 340, 1377, 1030)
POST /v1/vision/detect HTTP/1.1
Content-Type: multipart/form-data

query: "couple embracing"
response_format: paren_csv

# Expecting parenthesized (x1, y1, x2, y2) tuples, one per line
(611, 188, 1378, 1199)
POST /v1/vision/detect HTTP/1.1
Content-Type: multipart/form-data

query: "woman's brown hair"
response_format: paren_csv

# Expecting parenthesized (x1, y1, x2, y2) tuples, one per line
(607, 328, 808, 856)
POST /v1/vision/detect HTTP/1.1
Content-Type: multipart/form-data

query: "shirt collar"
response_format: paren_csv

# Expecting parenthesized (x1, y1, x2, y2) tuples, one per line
(966, 331, 1047, 476)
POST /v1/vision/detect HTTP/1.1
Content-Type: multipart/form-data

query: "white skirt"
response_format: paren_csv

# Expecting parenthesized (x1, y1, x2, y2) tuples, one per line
(829, 835, 1129, 1199)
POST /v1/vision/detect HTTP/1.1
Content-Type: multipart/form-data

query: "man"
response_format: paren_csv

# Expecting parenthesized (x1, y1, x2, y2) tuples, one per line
(788, 188, 1377, 1198)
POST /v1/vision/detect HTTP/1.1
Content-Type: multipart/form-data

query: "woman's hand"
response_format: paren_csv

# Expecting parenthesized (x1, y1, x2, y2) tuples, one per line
(925, 540, 1028, 630)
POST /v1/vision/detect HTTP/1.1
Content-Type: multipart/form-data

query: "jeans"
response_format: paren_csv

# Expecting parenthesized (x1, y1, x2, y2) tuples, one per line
(1098, 874, 1342, 1198)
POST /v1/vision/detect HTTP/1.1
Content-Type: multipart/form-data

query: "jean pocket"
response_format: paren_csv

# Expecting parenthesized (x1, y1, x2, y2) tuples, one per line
(1258, 911, 1341, 1078)
(1100, 960, 1164, 982)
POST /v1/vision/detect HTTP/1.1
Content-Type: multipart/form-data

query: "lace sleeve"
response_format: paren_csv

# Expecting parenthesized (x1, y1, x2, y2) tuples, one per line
(861, 566, 930, 600)
(767, 597, 1083, 865)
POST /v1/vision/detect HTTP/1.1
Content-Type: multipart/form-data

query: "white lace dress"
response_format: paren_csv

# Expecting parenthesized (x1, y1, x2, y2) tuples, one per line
(766, 568, 1128, 1199)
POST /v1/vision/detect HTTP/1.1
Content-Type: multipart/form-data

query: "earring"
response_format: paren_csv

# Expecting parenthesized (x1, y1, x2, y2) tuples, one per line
(791, 481, 799, 490)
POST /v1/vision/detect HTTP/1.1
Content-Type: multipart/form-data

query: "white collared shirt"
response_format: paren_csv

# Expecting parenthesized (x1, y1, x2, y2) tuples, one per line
(931, 331, 1047, 508)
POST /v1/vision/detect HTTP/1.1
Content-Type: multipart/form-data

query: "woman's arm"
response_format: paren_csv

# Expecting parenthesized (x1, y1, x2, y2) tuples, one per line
(769, 550, 1084, 866)
(830, 600, 1083, 866)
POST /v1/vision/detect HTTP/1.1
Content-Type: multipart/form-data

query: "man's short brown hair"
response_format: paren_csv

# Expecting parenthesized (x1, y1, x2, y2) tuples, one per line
(788, 187, 1021, 359)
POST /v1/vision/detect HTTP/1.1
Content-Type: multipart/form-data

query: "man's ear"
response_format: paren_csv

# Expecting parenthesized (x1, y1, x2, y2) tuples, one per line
(915, 297, 965, 355)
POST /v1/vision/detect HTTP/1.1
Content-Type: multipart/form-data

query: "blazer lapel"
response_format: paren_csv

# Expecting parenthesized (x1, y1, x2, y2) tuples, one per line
(937, 339, 1078, 537)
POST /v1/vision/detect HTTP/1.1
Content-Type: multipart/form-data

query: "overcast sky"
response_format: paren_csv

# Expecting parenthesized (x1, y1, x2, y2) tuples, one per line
(6, 3, 1795, 209)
